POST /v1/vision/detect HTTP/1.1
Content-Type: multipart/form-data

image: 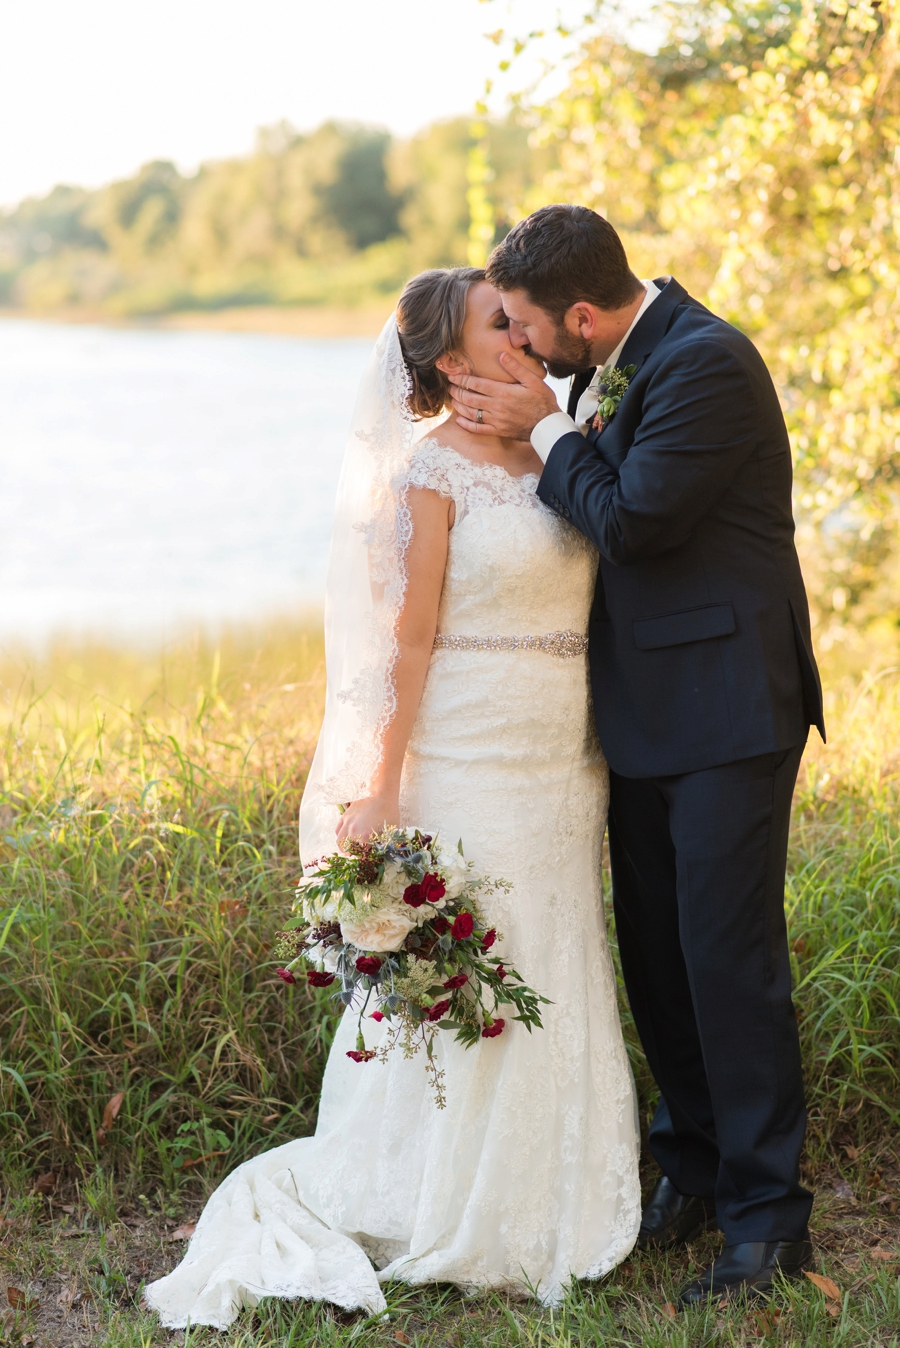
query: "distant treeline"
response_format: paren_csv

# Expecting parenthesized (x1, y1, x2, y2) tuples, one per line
(0, 118, 548, 317)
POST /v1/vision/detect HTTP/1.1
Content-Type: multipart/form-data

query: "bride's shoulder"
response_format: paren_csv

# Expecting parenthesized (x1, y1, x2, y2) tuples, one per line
(404, 436, 466, 496)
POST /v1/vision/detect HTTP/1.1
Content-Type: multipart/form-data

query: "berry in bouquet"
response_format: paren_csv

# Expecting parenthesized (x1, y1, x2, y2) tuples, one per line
(272, 827, 549, 1107)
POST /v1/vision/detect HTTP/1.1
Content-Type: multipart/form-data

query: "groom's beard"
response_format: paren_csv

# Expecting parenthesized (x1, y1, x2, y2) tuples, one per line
(529, 327, 595, 380)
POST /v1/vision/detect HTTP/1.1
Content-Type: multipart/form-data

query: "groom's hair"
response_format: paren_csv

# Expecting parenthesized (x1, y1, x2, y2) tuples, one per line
(486, 204, 642, 320)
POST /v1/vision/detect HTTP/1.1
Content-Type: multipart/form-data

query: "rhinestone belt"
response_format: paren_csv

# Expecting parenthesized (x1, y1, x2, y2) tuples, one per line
(433, 629, 588, 659)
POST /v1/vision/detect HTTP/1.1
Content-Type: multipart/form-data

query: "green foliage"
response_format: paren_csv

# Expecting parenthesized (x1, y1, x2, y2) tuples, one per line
(0, 115, 543, 320)
(530, 0, 900, 642)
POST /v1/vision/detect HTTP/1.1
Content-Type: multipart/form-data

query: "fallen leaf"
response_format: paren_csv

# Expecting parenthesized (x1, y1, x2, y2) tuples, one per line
(393, 1334, 410, 1345)
(660, 1302, 677, 1319)
(54, 1203, 76, 1214)
(868, 1170, 882, 1189)
(844, 1144, 860, 1161)
(790, 936, 808, 956)
(805, 1271, 841, 1301)
(219, 899, 247, 919)
(167, 1224, 196, 1241)
(21, 1336, 35, 1346)
(754, 1307, 782, 1334)
(97, 1090, 125, 1144)
(32, 1170, 57, 1196)
(174, 1149, 228, 1170)
(869, 1247, 898, 1261)
(832, 1179, 856, 1202)
(56, 1287, 73, 1308)
(826, 1301, 841, 1318)
(7, 1287, 39, 1311)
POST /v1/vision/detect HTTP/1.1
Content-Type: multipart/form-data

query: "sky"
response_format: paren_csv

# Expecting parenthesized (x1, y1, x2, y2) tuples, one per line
(1, 0, 597, 208)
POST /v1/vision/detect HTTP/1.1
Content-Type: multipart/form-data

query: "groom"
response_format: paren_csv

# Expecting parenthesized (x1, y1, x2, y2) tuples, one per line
(449, 204, 824, 1307)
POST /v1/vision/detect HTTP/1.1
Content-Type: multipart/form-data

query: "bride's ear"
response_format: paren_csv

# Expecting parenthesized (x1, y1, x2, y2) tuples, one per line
(436, 351, 470, 377)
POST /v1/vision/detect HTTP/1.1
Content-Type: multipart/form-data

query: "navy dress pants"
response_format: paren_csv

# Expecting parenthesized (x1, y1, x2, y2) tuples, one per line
(608, 741, 813, 1244)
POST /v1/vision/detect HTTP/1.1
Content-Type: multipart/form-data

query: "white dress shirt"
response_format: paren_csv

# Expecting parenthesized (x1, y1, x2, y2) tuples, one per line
(531, 279, 662, 464)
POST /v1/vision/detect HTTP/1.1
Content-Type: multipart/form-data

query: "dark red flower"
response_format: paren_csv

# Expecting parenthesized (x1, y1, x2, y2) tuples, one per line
(370, 1010, 384, 1022)
(421, 873, 446, 903)
(495, 964, 507, 981)
(275, 967, 297, 985)
(306, 969, 335, 987)
(443, 973, 469, 990)
(451, 912, 474, 941)
(480, 928, 497, 951)
(403, 882, 426, 907)
(355, 955, 382, 976)
(427, 999, 451, 1022)
(346, 1049, 378, 1063)
(431, 916, 450, 935)
(481, 1019, 505, 1038)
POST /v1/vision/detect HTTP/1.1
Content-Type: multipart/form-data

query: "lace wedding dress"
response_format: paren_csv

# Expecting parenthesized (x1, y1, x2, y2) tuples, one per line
(146, 441, 641, 1329)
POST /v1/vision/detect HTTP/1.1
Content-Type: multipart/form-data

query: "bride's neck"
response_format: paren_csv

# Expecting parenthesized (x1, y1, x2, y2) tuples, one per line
(439, 413, 537, 469)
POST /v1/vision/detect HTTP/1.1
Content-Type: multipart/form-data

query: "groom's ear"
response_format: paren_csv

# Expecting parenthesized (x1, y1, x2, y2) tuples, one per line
(566, 302, 600, 339)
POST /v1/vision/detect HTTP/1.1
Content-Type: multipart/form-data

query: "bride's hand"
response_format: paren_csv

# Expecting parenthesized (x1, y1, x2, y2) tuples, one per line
(336, 794, 400, 846)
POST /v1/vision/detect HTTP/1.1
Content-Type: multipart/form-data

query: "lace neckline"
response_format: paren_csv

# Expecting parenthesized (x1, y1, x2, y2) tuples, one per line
(419, 439, 540, 489)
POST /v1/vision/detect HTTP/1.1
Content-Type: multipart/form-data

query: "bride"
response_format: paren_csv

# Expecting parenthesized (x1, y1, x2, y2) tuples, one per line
(146, 268, 641, 1329)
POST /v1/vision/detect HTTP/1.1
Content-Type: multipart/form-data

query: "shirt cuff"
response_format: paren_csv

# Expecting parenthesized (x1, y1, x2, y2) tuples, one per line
(531, 411, 579, 463)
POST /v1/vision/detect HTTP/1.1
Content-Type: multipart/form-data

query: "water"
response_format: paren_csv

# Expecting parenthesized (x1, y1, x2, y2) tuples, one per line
(0, 319, 373, 643)
(0, 317, 568, 645)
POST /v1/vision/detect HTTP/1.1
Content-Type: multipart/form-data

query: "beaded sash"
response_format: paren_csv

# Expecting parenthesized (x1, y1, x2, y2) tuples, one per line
(433, 629, 588, 659)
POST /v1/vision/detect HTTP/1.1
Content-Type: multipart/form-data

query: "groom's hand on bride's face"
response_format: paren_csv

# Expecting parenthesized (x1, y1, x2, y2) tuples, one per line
(448, 352, 560, 440)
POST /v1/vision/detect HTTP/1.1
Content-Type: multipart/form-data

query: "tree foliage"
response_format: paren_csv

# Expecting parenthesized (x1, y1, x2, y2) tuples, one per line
(529, 0, 900, 643)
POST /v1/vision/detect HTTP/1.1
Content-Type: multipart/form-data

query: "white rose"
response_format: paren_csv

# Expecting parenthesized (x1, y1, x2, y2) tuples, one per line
(341, 905, 416, 953)
(380, 859, 409, 901)
(435, 847, 470, 899)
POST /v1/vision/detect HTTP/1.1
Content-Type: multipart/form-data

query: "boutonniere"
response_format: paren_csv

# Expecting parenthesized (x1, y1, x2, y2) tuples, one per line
(591, 363, 637, 432)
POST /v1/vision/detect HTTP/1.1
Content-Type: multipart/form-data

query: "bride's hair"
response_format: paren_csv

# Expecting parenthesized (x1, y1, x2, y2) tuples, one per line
(397, 267, 486, 419)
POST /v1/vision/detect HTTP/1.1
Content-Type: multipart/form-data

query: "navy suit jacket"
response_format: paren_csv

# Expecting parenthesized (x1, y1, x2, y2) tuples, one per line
(537, 277, 825, 778)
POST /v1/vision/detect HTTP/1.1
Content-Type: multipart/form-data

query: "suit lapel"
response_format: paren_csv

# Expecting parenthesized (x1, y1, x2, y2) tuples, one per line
(617, 276, 689, 375)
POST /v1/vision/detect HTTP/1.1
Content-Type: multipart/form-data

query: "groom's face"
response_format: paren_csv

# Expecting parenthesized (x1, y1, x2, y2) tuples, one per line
(500, 289, 594, 380)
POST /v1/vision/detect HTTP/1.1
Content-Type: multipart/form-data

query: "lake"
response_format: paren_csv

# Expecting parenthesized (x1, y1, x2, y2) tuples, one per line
(0, 317, 567, 645)
(0, 318, 373, 644)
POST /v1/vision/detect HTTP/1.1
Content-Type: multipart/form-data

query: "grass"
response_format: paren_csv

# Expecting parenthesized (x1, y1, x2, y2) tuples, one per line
(0, 626, 898, 1346)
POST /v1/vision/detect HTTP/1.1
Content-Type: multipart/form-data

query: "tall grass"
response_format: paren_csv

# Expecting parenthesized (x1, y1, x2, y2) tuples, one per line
(0, 627, 897, 1207)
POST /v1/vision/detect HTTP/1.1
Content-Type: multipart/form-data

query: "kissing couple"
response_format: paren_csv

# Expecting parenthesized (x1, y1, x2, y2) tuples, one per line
(148, 204, 825, 1328)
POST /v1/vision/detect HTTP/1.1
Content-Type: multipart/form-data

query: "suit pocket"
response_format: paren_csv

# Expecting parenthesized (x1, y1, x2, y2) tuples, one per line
(633, 603, 736, 651)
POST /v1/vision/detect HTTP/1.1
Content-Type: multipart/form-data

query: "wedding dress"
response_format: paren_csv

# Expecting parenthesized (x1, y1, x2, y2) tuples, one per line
(146, 327, 641, 1331)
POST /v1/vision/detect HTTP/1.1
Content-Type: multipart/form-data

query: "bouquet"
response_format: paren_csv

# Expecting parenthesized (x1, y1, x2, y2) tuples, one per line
(272, 828, 547, 1106)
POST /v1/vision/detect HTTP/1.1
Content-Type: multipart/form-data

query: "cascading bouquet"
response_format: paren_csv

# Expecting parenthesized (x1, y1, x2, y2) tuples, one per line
(272, 828, 548, 1106)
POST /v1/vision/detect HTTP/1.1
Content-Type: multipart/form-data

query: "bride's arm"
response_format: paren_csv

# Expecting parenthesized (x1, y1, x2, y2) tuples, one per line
(336, 485, 452, 844)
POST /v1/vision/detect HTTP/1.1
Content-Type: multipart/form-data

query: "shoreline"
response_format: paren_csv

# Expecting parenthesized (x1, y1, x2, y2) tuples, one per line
(0, 302, 395, 338)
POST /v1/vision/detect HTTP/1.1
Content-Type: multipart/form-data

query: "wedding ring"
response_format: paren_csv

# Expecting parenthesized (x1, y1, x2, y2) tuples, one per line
(476, 408, 484, 425)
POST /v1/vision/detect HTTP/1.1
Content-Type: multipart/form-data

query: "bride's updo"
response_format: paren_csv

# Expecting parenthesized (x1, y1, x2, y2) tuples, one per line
(397, 267, 485, 419)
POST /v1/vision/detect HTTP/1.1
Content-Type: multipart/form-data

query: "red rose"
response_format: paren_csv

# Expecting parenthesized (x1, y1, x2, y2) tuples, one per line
(480, 928, 497, 951)
(346, 1049, 377, 1063)
(427, 999, 450, 1022)
(276, 967, 297, 985)
(422, 873, 447, 903)
(481, 1019, 505, 1038)
(443, 973, 469, 990)
(370, 1010, 384, 1022)
(403, 882, 426, 908)
(451, 912, 474, 941)
(355, 955, 382, 976)
(306, 969, 335, 987)
(431, 916, 450, 935)
(495, 964, 507, 981)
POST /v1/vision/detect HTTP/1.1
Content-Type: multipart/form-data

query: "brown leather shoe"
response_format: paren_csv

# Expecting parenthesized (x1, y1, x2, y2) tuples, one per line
(637, 1175, 717, 1250)
(677, 1238, 814, 1307)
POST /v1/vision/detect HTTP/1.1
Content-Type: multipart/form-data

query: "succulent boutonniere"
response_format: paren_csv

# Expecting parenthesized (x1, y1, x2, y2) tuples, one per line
(591, 363, 637, 432)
